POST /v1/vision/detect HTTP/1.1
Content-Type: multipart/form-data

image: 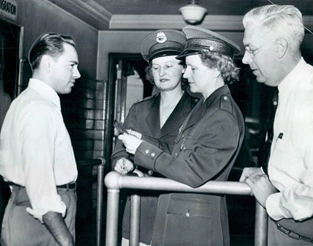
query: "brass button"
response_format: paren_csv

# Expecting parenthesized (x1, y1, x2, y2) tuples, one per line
(145, 150, 149, 154)
(148, 170, 153, 176)
(151, 153, 155, 157)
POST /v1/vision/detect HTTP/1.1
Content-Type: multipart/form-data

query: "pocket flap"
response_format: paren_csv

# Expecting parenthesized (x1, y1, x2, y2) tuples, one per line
(167, 195, 212, 218)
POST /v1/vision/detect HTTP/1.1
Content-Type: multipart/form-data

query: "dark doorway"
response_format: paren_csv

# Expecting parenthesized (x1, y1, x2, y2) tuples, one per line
(0, 19, 21, 100)
(0, 18, 21, 234)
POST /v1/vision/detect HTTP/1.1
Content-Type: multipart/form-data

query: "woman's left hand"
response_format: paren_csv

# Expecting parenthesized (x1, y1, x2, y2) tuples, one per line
(119, 133, 143, 154)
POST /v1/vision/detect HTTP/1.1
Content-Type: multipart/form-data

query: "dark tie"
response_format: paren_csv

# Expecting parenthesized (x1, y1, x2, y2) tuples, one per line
(259, 88, 278, 175)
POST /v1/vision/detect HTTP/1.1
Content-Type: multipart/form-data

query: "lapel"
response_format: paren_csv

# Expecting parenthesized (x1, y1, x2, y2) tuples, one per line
(144, 92, 197, 139)
(145, 94, 161, 136)
(158, 92, 192, 138)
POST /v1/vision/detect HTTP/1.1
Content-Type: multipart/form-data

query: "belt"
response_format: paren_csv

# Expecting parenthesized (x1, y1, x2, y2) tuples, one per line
(276, 223, 313, 243)
(57, 183, 77, 190)
(7, 181, 77, 190)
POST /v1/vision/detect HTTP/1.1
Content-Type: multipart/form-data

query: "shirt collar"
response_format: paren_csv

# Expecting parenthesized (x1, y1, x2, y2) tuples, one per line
(28, 78, 61, 110)
(278, 58, 307, 95)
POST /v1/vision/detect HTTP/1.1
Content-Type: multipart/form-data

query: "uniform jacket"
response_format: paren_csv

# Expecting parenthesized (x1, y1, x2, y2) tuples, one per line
(111, 91, 198, 244)
(111, 91, 198, 174)
(134, 85, 245, 246)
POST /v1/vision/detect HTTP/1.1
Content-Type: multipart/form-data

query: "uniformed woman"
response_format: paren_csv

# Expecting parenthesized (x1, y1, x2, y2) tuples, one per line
(111, 29, 198, 246)
(119, 25, 245, 246)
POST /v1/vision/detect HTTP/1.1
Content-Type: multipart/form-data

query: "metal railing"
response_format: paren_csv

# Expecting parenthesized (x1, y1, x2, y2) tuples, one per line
(77, 157, 106, 246)
(104, 171, 268, 246)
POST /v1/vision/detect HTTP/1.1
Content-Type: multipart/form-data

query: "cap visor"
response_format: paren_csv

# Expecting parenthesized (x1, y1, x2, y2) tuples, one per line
(176, 49, 200, 59)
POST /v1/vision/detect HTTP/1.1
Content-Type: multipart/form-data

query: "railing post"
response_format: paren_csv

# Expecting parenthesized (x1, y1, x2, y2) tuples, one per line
(254, 202, 268, 246)
(105, 172, 122, 246)
(130, 170, 144, 246)
(130, 194, 140, 246)
(76, 157, 105, 246)
(96, 157, 106, 246)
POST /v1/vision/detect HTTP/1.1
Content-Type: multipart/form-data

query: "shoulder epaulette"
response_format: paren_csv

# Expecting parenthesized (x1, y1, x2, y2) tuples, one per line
(219, 94, 232, 112)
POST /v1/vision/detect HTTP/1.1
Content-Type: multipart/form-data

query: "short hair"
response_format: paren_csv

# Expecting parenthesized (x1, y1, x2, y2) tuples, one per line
(243, 5, 304, 50)
(199, 50, 240, 84)
(28, 32, 76, 71)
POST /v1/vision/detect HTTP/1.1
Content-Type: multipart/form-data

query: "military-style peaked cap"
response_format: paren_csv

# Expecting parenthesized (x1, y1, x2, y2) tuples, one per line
(141, 30, 186, 63)
(176, 26, 240, 59)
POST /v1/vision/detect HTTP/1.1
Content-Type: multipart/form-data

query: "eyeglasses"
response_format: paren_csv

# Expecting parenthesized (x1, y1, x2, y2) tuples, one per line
(245, 39, 276, 57)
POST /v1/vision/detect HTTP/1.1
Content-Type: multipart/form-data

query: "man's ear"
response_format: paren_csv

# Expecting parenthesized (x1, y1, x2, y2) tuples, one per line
(276, 38, 288, 58)
(40, 55, 52, 73)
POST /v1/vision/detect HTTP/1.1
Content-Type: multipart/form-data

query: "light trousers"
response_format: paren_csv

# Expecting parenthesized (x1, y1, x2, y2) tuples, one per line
(268, 218, 313, 246)
(1, 185, 77, 246)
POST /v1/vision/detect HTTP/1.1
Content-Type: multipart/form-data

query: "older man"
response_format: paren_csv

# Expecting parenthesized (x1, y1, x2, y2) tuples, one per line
(0, 33, 80, 246)
(240, 5, 313, 246)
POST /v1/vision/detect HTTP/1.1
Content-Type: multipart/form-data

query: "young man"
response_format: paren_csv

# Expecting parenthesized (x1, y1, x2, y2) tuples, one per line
(240, 5, 313, 245)
(0, 32, 80, 246)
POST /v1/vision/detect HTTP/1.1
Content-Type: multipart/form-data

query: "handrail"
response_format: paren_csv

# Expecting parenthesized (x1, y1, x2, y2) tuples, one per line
(77, 158, 104, 169)
(104, 171, 268, 246)
(96, 157, 106, 246)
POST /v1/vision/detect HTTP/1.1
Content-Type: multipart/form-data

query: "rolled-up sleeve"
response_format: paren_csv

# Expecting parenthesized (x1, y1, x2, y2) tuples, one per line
(266, 136, 313, 221)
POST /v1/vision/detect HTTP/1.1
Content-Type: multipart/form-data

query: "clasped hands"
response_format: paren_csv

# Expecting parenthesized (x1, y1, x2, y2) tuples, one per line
(239, 167, 277, 208)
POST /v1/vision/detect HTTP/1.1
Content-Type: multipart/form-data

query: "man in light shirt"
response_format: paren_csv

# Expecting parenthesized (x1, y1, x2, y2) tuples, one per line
(0, 32, 80, 246)
(240, 4, 313, 246)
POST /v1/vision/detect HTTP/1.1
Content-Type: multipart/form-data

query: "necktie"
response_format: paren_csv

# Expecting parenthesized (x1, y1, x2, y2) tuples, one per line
(260, 88, 278, 175)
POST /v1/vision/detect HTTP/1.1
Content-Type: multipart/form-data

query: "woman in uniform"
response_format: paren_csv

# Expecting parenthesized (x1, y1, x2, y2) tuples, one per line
(111, 29, 198, 246)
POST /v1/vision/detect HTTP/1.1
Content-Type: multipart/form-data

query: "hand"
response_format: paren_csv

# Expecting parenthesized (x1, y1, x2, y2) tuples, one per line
(240, 167, 277, 208)
(42, 211, 75, 246)
(239, 167, 263, 182)
(118, 133, 143, 154)
(127, 129, 142, 139)
(114, 158, 134, 175)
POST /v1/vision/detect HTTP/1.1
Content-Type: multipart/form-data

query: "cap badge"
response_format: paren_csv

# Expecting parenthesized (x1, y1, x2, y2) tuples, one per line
(156, 32, 167, 43)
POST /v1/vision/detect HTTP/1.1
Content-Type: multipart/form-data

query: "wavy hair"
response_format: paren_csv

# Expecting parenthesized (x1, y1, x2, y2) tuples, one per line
(199, 50, 240, 84)
(28, 32, 76, 71)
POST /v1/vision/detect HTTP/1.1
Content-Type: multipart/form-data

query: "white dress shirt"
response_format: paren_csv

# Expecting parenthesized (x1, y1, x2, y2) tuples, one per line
(0, 79, 77, 222)
(266, 58, 313, 221)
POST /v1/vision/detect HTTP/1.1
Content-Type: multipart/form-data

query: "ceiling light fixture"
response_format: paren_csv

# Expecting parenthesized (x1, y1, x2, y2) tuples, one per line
(179, 0, 207, 25)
